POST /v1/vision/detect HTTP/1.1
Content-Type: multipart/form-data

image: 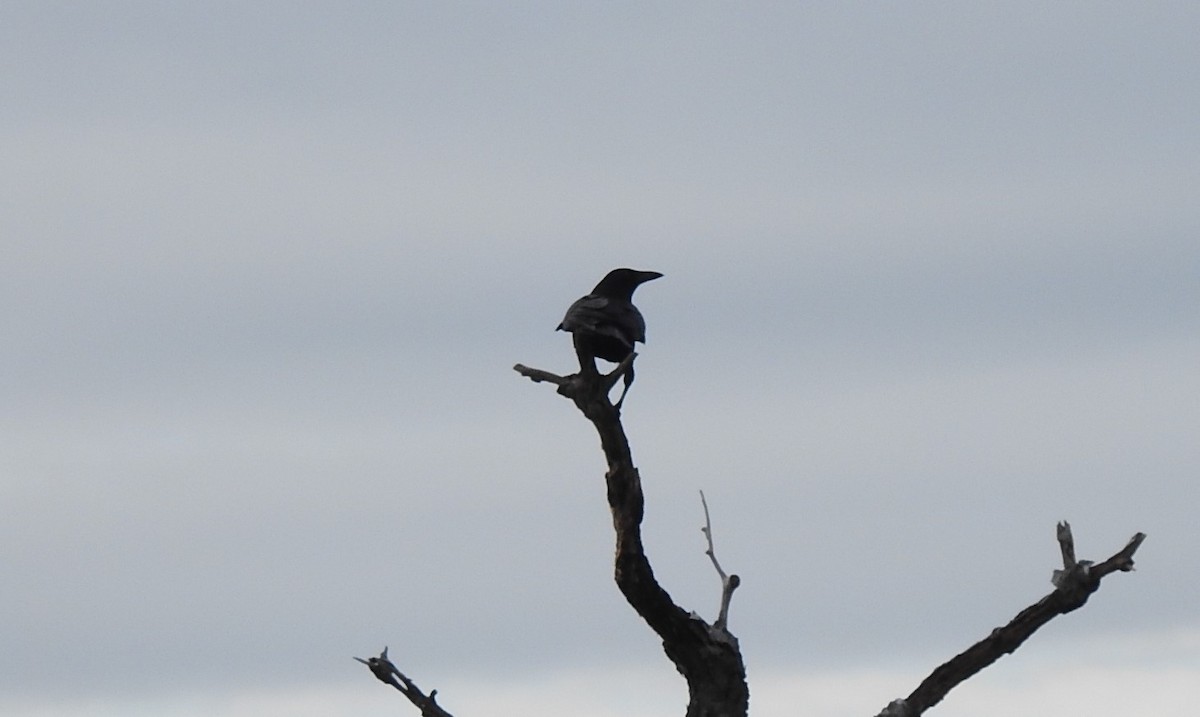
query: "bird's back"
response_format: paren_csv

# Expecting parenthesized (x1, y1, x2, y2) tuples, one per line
(557, 293, 647, 363)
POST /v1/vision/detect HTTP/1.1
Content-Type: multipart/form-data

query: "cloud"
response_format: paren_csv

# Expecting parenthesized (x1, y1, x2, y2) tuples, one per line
(1, 3, 1196, 715)
(4, 628, 1196, 716)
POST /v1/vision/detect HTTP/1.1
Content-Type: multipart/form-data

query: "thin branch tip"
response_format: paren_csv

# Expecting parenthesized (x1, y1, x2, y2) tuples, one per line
(513, 363, 569, 386)
(698, 490, 740, 632)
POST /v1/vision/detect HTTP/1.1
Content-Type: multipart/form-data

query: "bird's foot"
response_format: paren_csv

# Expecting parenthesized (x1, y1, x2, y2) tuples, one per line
(514, 353, 636, 414)
(601, 353, 636, 410)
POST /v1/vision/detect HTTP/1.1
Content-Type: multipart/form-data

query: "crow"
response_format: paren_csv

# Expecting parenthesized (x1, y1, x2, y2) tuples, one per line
(557, 268, 662, 408)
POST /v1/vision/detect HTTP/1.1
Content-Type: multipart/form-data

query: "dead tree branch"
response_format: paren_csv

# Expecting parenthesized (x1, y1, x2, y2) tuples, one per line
(358, 352, 1143, 716)
(355, 647, 454, 717)
(878, 522, 1146, 717)
(700, 490, 741, 633)
(516, 361, 749, 717)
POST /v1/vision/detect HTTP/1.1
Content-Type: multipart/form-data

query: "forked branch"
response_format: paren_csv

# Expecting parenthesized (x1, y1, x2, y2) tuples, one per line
(700, 490, 741, 633)
(355, 647, 454, 717)
(878, 522, 1147, 717)
(359, 353, 1145, 717)
(516, 360, 749, 717)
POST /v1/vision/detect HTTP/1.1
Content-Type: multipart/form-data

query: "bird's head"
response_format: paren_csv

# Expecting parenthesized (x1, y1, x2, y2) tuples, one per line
(592, 268, 663, 300)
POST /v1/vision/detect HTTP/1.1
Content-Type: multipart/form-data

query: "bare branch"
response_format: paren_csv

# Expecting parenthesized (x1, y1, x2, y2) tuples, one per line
(889, 524, 1146, 716)
(1091, 531, 1146, 577)
(366, 291, 1148, 717)
(512, 363, 569, 386)
(515, 354, 637, 411)
(1056, 520, 1078, 571)
(699, 490, 727, 583)
(355, 647, 454, 717)
(700, 490, 741, 633)
(517, 361, 749, 716)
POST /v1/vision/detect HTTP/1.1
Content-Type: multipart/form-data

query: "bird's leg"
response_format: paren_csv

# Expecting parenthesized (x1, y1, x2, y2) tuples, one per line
(571, 333, 606, 401)
(612, 361, 635, 411)
(572, 334, 600, 377)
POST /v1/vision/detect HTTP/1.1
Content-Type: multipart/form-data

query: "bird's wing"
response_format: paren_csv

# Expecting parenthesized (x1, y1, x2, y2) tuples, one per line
(557, 294, 611, 332)
(622, 304, 647, 343)
(559, 295, 649, 347)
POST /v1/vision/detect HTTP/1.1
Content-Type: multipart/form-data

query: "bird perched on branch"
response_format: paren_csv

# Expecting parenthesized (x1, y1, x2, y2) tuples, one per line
(557, 268, 662, 408)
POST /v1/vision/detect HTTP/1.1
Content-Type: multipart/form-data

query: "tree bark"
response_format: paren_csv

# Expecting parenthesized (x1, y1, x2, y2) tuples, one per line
(515, 359, 750, 717)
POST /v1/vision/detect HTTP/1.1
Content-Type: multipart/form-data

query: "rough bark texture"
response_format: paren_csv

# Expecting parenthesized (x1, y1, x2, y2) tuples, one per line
(515, 358, 750, 717)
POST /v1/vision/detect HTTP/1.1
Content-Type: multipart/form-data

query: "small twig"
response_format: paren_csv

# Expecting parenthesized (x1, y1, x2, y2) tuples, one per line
(699, 491, 728, 582)
(1057, 521, 1077, 568)
(1052, 521, 1090, 589)
(700, 490, 741, 633)
(354, 647, 454, 717)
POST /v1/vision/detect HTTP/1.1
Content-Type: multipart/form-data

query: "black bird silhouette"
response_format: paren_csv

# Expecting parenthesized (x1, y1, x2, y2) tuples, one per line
(557, 268, 662, 408)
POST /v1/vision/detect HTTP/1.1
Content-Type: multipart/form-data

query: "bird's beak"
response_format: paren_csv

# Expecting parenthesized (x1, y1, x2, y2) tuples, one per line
(639, 271, 664, 284)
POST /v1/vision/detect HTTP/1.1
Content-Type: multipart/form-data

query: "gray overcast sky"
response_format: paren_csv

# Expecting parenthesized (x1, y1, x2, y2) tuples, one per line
(2, 3, 1197, 716)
